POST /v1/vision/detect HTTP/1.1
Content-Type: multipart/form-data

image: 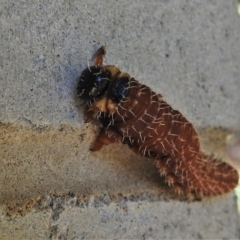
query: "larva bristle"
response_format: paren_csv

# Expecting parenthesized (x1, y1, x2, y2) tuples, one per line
(165, 174, 176, 187)
(174, 185, 185, 196)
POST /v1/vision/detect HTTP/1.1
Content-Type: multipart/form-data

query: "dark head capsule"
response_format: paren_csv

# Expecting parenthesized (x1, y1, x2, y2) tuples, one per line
(77, 66, 111, 101)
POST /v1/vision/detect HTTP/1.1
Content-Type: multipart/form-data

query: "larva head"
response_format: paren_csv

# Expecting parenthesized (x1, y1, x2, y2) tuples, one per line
(77, 66, 110, 101)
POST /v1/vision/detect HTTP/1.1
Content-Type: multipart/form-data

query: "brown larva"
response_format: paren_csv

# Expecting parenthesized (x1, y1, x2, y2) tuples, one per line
(77, 46, 239, 199)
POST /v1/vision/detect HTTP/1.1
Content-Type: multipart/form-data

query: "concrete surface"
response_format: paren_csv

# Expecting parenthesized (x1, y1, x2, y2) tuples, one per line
(1, 0, 240, 239)
(0, 195, 239, 239)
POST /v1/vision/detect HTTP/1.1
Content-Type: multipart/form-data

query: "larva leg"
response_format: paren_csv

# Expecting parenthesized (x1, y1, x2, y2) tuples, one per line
(84, 106, 95, 123)
(91, 46, 106, 66)
(90, 128, 121, 151)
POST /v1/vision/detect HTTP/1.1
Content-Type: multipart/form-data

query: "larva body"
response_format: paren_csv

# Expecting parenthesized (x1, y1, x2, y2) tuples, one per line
(77, 46, 239, 199)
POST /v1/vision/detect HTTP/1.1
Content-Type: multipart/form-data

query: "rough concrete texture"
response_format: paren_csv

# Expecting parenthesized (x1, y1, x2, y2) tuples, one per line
(0, 195, 239, 239)
(1, 0, 240, 239)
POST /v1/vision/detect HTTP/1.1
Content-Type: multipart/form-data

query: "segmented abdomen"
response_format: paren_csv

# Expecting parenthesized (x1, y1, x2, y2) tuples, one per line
(101, 78, 239, 199)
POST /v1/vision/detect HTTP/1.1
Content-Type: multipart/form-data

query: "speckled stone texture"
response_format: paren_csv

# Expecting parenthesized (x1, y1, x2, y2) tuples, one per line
(0, 0, 240, 239)
(1, 195, 239, 239)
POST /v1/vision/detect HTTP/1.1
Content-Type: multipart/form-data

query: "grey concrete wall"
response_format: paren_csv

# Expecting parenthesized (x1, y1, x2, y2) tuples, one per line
(0, 0, 240, 239)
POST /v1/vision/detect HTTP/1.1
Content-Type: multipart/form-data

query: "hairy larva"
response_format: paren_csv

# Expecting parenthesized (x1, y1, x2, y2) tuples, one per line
(77, 46, 239, 199)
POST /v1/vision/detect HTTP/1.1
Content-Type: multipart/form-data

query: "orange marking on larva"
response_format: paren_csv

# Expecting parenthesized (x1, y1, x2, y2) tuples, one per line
(77, 46, 239, 199)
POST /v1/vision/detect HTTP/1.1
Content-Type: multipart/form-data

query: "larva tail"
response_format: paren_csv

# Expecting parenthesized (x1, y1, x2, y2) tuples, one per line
(155, 152, 239, 199)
